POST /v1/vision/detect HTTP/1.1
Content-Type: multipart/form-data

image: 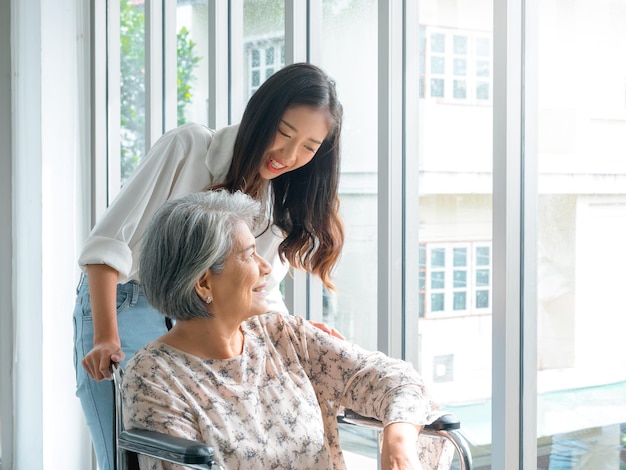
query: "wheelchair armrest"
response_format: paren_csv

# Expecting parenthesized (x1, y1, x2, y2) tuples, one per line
(338, 410, 472, 470)
(338, 409, 460, 433)
(118, 428, 215, 466)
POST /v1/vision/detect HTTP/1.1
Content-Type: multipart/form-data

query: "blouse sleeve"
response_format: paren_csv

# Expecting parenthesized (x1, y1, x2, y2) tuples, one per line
(278, 314, 443, 428)
(78, 123, 216, 282)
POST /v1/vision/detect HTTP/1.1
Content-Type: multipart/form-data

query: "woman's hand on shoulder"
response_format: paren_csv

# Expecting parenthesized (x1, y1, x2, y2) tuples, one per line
(81, 340, 124, 381)
(381, 422, 423, 470)
(308, 320, 345, 340)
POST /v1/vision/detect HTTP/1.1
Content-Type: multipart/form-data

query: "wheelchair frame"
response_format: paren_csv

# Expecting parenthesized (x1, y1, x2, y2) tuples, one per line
(113, 364, 472, 469)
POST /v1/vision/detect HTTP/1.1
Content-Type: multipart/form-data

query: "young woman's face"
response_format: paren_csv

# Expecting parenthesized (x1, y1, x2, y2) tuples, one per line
(258, 105, 331, 180)
(207, 221, 272, 321)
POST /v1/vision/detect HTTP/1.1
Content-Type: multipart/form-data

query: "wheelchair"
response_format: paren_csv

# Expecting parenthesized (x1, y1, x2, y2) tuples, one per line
(113, 364, 473, 469)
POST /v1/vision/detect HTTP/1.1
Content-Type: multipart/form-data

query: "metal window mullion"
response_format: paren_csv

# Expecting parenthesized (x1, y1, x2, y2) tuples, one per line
(378, 0, 404, 359)
(230, 1, 244, 123)
(492, 0, 525, 467)
(107, 0, 122, 203)
(207, 0, 229, 130)
(163, 0, 177, 131)
(284, 270, 308, 319)
(303, 0, 325, 321)
(145, 0, 164, 148)
(307, 1, 322, 64)
(92, 0, 108, 222)
(404, 0, 420, 366)
(0, 0, 13, 465)
(285, 0, 307, 64)
(522, 0, 539, 467)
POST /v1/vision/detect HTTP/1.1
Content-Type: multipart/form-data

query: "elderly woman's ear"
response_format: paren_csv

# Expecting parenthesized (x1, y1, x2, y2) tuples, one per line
(195, 270, 213, 304)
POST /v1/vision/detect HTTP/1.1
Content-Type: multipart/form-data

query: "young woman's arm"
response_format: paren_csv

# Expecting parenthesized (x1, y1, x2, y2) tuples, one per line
(81, 264, 124, 380)
(78, 125, 217, 381)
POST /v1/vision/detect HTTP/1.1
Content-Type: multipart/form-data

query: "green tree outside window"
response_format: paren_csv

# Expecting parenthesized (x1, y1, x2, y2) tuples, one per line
(120, 0, 201, 182)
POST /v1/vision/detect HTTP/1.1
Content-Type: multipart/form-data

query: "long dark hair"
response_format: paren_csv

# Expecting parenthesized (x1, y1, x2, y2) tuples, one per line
(211, 63, 344, 289)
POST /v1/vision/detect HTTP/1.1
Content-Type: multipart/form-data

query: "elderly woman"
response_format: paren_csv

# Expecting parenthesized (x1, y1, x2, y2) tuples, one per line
(122, 190, 451, 470)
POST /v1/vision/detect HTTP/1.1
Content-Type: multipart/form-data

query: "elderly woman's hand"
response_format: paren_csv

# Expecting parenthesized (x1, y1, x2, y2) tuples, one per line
(380, 422, 423, 470)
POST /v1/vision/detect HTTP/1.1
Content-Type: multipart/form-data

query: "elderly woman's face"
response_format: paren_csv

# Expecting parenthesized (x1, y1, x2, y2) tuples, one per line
(208, 220, 272, 320)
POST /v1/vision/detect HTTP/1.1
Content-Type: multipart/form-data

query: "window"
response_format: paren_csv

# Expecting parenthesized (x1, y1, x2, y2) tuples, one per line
(419, 26, 492, 104)
(536, 0, 626, 463)
(88, 0, 626, 468)
(419, 242, 492, 318)
(246, 40, 285, 98)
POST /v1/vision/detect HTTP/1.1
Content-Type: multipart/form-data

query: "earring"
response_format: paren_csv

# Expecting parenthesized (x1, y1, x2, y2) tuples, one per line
(205, 296, 212, 304)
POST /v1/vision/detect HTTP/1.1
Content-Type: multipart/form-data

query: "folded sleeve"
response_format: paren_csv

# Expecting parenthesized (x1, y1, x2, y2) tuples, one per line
(78, 123, 216, 282)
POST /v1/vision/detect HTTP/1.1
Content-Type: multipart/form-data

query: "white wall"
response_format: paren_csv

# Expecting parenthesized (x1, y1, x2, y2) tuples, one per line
(6, 0, 92, 468)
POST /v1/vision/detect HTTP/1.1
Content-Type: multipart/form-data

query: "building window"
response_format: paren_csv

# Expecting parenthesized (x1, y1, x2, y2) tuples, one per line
(419, 242, 492, 317)
(246, 39, 285, 98)
(419, 26, 492, 104)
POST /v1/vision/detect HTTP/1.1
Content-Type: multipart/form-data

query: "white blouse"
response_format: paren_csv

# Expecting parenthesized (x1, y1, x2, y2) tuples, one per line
(122, 313, 453, 470)
(78, 122, 289, 314)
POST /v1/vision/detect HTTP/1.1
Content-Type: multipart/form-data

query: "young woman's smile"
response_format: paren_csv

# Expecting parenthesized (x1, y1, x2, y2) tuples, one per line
(259, 105, 330, 179)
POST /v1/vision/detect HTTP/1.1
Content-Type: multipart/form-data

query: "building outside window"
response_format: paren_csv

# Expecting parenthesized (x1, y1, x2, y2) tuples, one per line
(419, 242, 492, 318)
(246, 39, 285, 98)
(419, 26, 492, 104)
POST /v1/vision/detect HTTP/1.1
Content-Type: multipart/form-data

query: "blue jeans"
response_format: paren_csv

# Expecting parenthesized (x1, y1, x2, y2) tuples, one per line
(73, 274, 168, 470)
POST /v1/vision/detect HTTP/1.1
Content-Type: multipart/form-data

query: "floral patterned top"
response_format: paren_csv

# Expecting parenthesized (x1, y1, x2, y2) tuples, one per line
(122, 313, 452, 469)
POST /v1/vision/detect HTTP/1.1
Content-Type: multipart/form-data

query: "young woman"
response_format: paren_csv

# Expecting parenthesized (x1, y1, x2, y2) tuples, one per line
(73, 62, 344, 470)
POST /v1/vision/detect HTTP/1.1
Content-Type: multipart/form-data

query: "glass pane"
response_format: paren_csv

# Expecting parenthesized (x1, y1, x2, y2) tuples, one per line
(320, 0, 378, 465)
(431, 78, 444, 97)
(431, 271, 445, 289)
(431, 32, 445, 53)
(176, 1, 208, 127)
(431, 56, 445, 74)
(536, 0, 626, 466)
(476, 246, 490, 265)
(476, 36, 490, 56)
(476, 269, 489, 287)
(320, 0, 377, 347)
(475, 289, 489, 309)
(453, 35, 467, 55)
(244, 0, 285, 100)
(453, 291, 467, 310)
(453, 80, 466, 99)
(431, 247, 446, 267)
(476, 82, 489, 101)
(453, 58, 467, 76)
(418, 0, 494, 467)
(119, 0, 146, 183)
(453, 270, 467, 288)
(477, 59, 490, 77)
(431, 293, 445, 312)
(453, 247, 467, 266)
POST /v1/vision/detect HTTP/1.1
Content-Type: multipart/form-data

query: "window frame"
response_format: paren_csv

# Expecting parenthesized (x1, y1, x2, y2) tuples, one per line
(88, 1, 538, 469)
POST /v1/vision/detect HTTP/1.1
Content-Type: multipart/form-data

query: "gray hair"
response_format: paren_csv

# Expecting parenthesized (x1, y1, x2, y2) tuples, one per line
(139, 190, 261, 320)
